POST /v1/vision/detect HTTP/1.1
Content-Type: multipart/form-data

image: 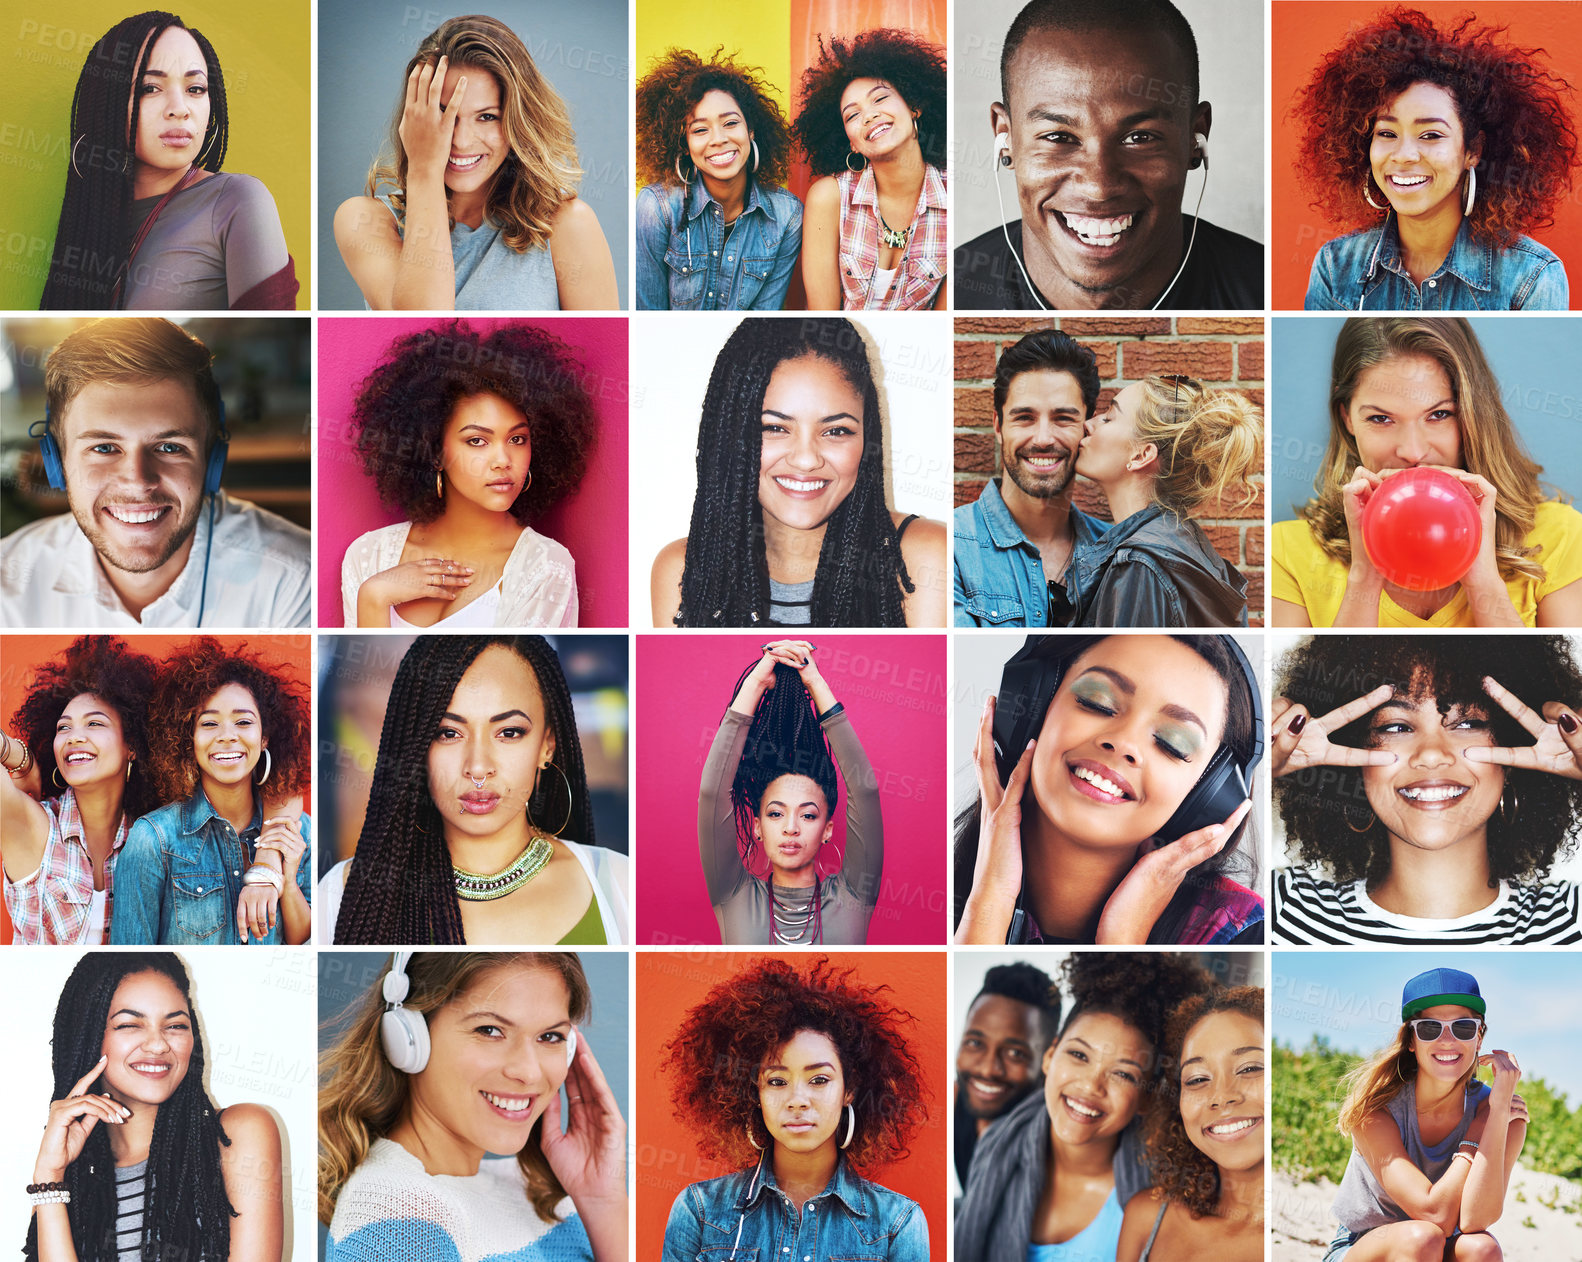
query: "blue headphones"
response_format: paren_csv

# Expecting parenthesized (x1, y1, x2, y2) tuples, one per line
(29, 399, 228, 495)
(990, 634, 1265, 943)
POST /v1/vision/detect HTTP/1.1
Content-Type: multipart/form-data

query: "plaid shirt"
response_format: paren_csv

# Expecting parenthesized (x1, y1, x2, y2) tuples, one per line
(3, 789, 127, 945)
(837, 162, 948, 310)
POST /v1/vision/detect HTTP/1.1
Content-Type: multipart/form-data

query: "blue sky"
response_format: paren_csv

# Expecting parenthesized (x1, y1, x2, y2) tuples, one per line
(1272, 952, 1582, 1103)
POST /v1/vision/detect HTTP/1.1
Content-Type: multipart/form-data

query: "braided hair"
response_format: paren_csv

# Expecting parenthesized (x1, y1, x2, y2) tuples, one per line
(41, 12, 229, 309)
(727, 660, 839, 873)
(25, 953, 234, 1262)
(334, 636, 595, 944)
(675, 318, 914, 627)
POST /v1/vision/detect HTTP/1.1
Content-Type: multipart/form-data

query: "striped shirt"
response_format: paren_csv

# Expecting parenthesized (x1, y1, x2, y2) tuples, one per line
(115, 1159, 148, 1262)
(1272, 865, 1581, 945)
(836, 163, 947, 310)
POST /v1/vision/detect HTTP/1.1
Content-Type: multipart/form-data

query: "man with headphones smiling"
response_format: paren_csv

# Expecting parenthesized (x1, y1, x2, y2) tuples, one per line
(1, 317, 310, 627)
(955, 0, 1263, 311)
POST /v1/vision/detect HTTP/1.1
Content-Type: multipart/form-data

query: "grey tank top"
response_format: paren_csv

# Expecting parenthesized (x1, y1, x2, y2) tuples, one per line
(115, 1159, 148, 1262)
(1332, 1080, 1491, 1231)
(768, 575, 814, 625)
(374, 195, 559, 311)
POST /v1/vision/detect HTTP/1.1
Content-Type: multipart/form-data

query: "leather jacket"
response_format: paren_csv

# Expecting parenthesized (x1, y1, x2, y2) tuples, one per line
(1065, 504, 1248, 627)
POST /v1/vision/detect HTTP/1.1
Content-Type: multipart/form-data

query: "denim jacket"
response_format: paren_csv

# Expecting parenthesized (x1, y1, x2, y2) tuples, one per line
(954, 479, 1109, 626)
(662, 1156, 927, 1262)
(636, 178, 803, 311)
(1305, 213, 1568, 310)
(110, 790, 312, 945)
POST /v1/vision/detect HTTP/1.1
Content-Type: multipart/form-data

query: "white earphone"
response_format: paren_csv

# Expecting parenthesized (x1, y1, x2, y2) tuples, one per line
(379, 952, 578, 1075)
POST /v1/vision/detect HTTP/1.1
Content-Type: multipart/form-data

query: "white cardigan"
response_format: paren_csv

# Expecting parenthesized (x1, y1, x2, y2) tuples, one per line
(340, 521, 578, 628)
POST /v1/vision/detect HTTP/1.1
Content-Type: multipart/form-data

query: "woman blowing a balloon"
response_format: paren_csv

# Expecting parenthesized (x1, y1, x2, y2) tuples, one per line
(1271, 317, 1582, 628)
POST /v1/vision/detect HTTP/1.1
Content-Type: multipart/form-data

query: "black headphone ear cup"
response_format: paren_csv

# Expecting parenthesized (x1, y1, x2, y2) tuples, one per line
(1158, 745, 1246, 842)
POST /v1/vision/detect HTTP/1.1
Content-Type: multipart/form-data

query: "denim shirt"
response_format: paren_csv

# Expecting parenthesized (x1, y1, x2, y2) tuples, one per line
(662, 1156, 928, 1262)
(636, 178, 803, 311)
(1305, 213, 1568, 310)
(954, 479, 1109, 626)
(110, 790, 312, 946)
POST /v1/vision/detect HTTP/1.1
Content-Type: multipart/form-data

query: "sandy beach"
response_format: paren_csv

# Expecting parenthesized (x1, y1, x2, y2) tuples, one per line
(1271, 1166, 1582, 1262)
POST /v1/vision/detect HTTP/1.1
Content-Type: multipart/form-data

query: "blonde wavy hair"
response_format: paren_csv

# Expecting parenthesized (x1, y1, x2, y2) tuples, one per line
(1297, 317, 1549, 584)
(1131, 375, 1263, 515)
(318, 952, 591, 1225)
(368, 16, 582, 253)
(1336, 1015, 1484, 1138)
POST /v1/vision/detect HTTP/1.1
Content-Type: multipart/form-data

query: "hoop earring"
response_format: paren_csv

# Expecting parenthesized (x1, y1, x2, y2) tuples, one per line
(840, 1103, 856, 1149)
(675, 154, 693, 185)
(1463, 166, 1476, 217)
(745, 1120, 764, 1151)
(1345, 806, 1377, 834)
(524, 468, 532, 492)
(435, 469, 444, 501)
(528, 761, 575, 837)
(751, 139, 760, 172)
(254, 748, 272, 786)
(125, 758, 134, 783)
(1362, 178, 1387, 212)
(1498, 786, 1519, 826)
(71, 135, 88, 180)
(846, 150, 866, 174)
(53, 768, 66, 790)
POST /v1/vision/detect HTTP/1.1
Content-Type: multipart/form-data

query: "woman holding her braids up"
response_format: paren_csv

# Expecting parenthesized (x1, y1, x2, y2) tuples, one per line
(651, 317, 947, 628)
(322, 635, 630, 945)
(26, 952, 283, 1262)
(698, 640, 881, 945)
(41, 11, 296, 309)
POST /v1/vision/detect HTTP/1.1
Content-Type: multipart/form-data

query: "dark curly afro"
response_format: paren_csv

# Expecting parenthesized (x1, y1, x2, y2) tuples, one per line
(146, 637, 311, 807)
(1292, 7, 1578, 247)
(792, 29, 947, 177)
(1144, 986, 1263, 1219)
(661, 956, 927, 1172)
(1057, 953, 1216, 1076)
(350, 321, 597, 527)
(636, 48, 792, 190)
(12, 636, 160, 820)
(1274, 635, 1582, 884)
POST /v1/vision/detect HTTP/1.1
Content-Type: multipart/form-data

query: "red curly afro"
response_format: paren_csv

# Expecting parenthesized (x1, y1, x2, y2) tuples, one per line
(145, 637, 310, 806)
(1291, 7, 1577, 247)
(661, 956, 926, 1172)
(1144, 986, 1264, 1218)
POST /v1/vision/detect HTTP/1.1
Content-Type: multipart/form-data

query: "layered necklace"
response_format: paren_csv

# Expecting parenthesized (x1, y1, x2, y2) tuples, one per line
(453, 835, 555, 901)
(767, 874, 824, 945)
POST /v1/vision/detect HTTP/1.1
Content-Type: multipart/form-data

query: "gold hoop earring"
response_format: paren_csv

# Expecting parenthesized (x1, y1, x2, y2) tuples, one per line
(435, 469, 444, 501)
(1345, 807, 1377, 833)
(53, 768, 66, 790)
(745, 1120, 764, 1151)
(1363, 178, 1387, 212)
(528, 761, 575, 837)
(846, 150, 866, 174)
(1498, 787, 1519, 826)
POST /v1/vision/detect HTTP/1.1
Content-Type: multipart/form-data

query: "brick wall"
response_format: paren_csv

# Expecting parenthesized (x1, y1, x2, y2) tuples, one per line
(953, 316, 1267, 625)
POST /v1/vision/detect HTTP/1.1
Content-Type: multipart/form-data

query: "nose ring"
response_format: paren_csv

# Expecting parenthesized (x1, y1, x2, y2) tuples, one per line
(469, 772, 492, 789)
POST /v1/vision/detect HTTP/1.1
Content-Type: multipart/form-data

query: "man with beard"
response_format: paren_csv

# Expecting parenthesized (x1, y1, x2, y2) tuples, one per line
(1, 318, 310, 627)
(954, 329, 1107, 625)
(954, 962, 1059, 1185)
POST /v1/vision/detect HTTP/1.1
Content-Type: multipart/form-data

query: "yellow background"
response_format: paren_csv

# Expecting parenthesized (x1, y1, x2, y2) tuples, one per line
(1, 2, 311, 309)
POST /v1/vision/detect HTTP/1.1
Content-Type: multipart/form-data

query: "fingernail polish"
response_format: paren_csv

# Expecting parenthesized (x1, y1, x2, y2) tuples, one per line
(1289, 713, 1307, 735)
(1562, 713, 1578, 735)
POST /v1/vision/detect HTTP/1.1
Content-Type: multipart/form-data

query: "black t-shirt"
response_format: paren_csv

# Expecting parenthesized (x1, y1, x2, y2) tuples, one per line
(954, 215, 1264, 310)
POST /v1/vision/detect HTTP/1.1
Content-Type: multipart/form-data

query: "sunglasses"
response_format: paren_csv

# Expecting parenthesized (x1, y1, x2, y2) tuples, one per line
(1158, 373, 1203, 419)
(1408, 1017, 1483, 1042)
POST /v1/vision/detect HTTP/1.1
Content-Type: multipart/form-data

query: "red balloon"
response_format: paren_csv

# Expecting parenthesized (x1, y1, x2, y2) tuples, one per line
(1361, 467, 1482, 591)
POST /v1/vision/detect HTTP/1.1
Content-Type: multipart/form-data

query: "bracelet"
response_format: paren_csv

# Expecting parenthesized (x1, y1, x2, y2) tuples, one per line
(1451, 1150, 1475, 1166)
(26, 1182, 67, 1194)
(1458, 1139, 1480, 1151)
(27, 1182, 70, 1205)
(241, 864, 284, 892)
(3, 733, 33, 779)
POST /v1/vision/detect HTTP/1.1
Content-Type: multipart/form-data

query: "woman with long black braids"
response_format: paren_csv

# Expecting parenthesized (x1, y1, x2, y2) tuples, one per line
(26, 952, 282, 1262)
(698, 639, 881, 944)
(651, 316, 947, 627)
(322, 635, 629, 945)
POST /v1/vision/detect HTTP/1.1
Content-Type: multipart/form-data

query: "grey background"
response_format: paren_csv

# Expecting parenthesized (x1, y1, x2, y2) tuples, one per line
(952, 0, 1265, 245)
(317, 0, 630, 309)
(1270, 317, 1582, 521)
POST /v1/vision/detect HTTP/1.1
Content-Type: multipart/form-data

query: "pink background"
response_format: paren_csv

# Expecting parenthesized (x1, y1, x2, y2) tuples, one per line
(636, 633, 949, 944)
(315, 316, 630, 627)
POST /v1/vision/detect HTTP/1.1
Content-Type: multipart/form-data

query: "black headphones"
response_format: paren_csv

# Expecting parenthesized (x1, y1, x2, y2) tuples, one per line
(990, 634, 1264, 943)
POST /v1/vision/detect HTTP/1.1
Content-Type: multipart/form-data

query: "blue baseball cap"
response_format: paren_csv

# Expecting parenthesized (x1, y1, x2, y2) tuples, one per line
(1401, 968, 1485, 1022)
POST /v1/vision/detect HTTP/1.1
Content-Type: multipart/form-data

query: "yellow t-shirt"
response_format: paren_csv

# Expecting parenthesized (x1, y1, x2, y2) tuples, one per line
(1271, 500, 1582, 627)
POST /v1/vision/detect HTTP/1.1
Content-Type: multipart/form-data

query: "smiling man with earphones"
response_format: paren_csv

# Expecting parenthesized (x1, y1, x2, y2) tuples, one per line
(1, 317, 311, 627)
(955, 0, 1262, 311)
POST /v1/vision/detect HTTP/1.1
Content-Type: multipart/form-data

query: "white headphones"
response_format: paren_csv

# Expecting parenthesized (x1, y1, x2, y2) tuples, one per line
(379, 952, 578, 1075)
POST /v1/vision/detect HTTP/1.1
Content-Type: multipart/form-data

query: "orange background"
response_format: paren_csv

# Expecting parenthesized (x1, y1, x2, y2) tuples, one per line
(1, 634, 313, 947)
(1271, 2, 1582, 310)
(635, 951, 946, 1260)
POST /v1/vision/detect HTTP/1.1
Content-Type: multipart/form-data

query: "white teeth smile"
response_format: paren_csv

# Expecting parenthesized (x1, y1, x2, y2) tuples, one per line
(210, 752, 244, 764)
(483, 1091, 531, 1112)
(449, 154, 484, 169)
(1063, 212, 1135, 246)
(1073, 766, 1126, 797)
(106, 507, 166, 524)
(706, 151, 738, 167)
(775, 476, 829, 492)
(969, 1079, 1006, 1096)
(1206, 1118, 1259, 1135)
(1388, 175, 1429, 187)
(131, 1063, 169, 1076)
(1433, 1054, 1461, 1063)
(1400, 785, 1467, 802)
(1064, 1097, 1102, 1118)
(65, 752, 95, 764)
(866, 122, 892, 141)
(1023, 455, 1064, 469)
